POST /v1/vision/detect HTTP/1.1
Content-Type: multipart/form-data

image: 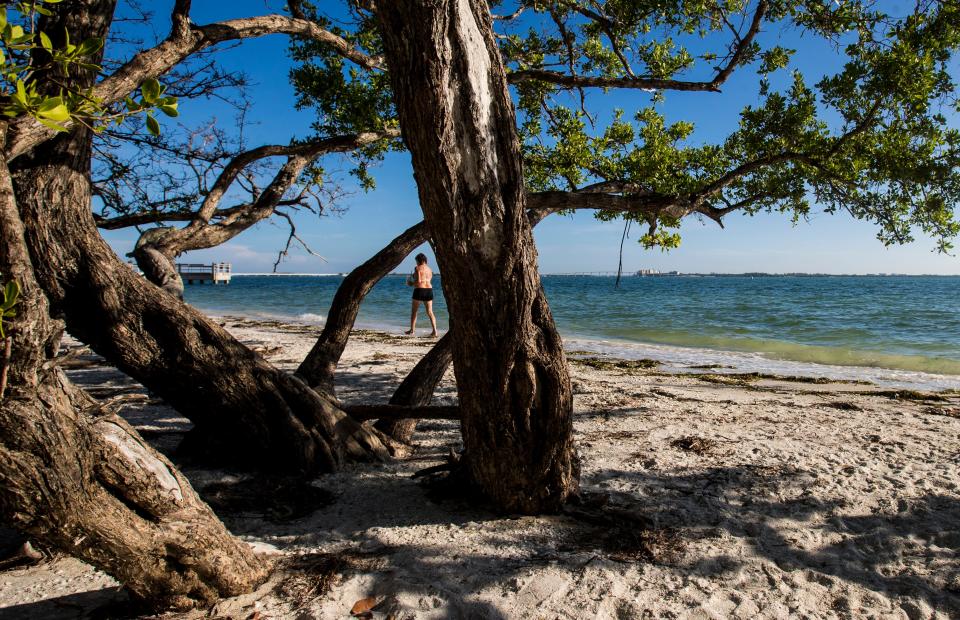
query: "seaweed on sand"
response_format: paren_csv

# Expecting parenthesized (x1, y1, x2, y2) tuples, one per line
(570, 357, 660, 372)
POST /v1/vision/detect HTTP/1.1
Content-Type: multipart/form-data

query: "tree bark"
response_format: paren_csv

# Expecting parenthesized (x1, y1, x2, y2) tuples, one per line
(131, 232, 185, 299)
(0, 122, 267, 610)
(11, 0, 390, 475)
(377, 0, 578, 513)
(297, 221, 429, 394)
(374, 332, 453, 443)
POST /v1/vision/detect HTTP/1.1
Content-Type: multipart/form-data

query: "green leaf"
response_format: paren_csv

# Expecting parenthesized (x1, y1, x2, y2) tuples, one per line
(145, 114, 160, 136)
(141, 78, 161, 104)
(0, 8, 7, 33)
(3, 280, 18, 308)
(39, 31, 52, 51)
(37, 96, 69, 121)
(76, 37, 102, 57)
(14, 79, 27, 105)
(158, 102, 178, 117)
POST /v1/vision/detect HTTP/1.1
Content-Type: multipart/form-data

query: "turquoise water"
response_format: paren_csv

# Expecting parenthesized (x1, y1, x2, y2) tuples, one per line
(183, 274, 960, 389)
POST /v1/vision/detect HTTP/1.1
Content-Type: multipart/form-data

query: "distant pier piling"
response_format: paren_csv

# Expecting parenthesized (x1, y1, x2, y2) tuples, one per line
(177, 262, 232, 285)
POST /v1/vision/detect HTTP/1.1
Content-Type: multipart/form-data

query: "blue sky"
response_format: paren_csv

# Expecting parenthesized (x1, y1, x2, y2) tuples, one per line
(99, 0, 960, 275)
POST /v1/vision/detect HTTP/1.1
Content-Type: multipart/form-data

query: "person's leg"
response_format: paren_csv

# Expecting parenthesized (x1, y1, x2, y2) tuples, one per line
(405, 299, 420, 335)
(425, 300, 438, 337)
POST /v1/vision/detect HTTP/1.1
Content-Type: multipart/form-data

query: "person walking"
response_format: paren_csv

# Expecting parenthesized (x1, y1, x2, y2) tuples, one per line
(405, 253, 438, 337)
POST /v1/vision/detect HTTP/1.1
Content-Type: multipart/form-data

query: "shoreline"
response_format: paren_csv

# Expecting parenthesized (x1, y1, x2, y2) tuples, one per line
(207, 311, 960, 392)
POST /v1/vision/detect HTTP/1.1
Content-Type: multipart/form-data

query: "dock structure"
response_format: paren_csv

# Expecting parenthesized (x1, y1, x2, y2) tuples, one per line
(177, 262, 232, 285)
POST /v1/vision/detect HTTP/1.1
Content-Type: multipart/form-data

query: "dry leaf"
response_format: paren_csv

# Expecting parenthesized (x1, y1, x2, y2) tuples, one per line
(351, 596, 378, 616)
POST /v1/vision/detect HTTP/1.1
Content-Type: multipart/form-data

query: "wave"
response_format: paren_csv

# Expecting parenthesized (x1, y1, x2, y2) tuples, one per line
(296, 312, 327, 324)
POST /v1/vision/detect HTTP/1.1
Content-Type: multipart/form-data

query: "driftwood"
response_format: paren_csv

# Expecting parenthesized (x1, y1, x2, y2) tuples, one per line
(344, 404, 460, 422)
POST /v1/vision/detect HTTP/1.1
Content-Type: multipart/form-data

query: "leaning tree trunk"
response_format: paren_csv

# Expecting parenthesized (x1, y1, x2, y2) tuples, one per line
(377, 0, 578, 513)
(298, 221, 429, 395)
(374, 332, 453, 443)
(9, 0, 389, 475)
(0, 123, 267, 610)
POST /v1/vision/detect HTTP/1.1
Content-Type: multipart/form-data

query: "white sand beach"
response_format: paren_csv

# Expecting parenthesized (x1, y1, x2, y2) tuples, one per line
(1, 317, 958, 619)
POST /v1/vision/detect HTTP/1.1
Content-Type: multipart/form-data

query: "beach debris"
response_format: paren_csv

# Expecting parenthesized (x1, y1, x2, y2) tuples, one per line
(871, 389, 948, 402)
(563, 505, 683, 564)
(273, 553, 343, 611)
(570, 357, 660, 372)
(923, 406, 960, 419)
(823, 401, 863, 411)
(351, 596, 379, 617)
(670, 436, 717, 455)
(0, 541, 44, 570)
(250, 344, 284, 357)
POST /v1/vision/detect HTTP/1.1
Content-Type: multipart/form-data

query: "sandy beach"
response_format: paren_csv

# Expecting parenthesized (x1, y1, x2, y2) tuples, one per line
(1, 316, 958, 619)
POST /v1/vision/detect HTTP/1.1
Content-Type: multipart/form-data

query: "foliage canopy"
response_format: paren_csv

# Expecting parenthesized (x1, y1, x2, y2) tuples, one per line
(291, 0, 960, 251)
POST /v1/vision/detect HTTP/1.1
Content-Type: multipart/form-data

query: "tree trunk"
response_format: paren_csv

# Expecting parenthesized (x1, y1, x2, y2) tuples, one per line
(0, 123, 267, 610)
(297, 221, 429, 394)
(131, 228, 185, 299)
(9, 0, 390, 475)
(377, 0, 578, 513)
(374, 332, 453, 443)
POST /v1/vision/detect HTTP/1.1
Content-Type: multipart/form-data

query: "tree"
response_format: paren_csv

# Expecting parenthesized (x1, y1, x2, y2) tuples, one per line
(11, 0, 960, 519)
(0, 1, 266, 608)
(285, 0, 960, 512)
(9, 0, 404, 475)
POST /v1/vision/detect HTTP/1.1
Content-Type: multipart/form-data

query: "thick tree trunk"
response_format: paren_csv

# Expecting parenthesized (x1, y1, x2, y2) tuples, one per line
(374, 332, 453, 443)
(9, 0, 390, 475)
(377, 0, 578, 513)
(0, 123, 267, 610)
(298, 222, 429, 394)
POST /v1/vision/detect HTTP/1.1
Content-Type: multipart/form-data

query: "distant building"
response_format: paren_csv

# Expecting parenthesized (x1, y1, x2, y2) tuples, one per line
(636, 268, 660, 276)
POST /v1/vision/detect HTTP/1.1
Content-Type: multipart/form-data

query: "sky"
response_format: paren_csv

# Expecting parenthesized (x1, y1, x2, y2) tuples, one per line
(98, 0, 960, 275)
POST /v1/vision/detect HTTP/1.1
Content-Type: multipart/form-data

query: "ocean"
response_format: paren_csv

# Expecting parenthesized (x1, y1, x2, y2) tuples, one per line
(183, 274, 960, 391)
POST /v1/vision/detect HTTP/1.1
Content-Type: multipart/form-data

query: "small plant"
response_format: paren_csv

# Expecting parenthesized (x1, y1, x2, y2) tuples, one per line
(0, 279, 20, 338)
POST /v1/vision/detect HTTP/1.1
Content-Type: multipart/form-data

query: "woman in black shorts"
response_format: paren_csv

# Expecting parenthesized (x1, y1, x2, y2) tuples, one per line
(405, 253, 438, 337)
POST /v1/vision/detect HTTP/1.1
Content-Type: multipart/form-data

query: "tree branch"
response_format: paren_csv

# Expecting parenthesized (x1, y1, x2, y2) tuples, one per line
(272, 210, 326, 272)
(6, 13, 386, 160)
(507, 0, 767, 93)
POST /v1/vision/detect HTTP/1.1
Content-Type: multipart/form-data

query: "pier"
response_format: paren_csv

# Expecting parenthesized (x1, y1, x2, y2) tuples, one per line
(177, 262, 232, 285)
